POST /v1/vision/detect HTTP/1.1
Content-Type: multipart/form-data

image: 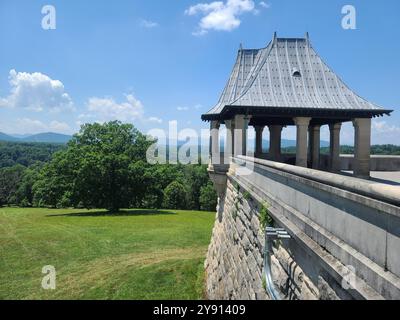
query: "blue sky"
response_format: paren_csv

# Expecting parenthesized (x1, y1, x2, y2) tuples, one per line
(0, 0, 399, 144)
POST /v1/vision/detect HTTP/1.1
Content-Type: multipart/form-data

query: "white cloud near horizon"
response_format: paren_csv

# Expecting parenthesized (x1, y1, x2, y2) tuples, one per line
(0, 69, 74, 113)
(5, 118, 73, 135)
(185, 0, 258, 35)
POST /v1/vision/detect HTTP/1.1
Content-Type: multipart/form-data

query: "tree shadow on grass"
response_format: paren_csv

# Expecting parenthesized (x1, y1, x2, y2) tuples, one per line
(46, 209, 177, 218)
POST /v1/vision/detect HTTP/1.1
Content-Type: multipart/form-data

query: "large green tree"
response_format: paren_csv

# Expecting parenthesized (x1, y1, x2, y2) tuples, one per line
(34, 121, 153, 212)
(0, 164, 26, 206)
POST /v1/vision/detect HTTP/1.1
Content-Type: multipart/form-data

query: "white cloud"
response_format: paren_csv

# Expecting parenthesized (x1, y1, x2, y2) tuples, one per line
(86, 94, 144, 123)
(177, 106, 189, 111)
(81, 93, 161, 125)
(372, 120, 400, 134)
(185, 0, 257, 35)
(139, 19, 159, 28)
(49, 120, 72, 133)
(12, 118, 72, 135)
(371, 119, 400, 144)
(177, 104, 203, 111)
(147, 117, 163, 124)
(259, 1, 270, 9)
(0, 69, 74, 113)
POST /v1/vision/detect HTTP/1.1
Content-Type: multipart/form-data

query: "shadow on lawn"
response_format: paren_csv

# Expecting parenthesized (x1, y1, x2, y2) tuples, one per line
(46, 209, 176, 218)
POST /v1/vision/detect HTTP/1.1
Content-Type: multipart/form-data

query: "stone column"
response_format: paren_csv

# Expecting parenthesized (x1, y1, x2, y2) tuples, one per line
(210, 120, 220, 165)
(309, 125, 321, 169)
(254, 125, 264, 157)
(329, 123, 342, 172)
(294, 117, 311, 167)
(353, 118, 371, 179)
(269, 125, 283, 161)
(224, 120, 234, 164)
(233, 115, 249, 157)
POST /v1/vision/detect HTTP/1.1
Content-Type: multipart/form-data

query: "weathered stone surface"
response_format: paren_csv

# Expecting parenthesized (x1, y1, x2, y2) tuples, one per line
(205, 177, 361, 300)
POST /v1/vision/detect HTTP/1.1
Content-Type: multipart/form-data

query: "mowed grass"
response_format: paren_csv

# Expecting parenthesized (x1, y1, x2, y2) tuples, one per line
(0, 207, 215, 300)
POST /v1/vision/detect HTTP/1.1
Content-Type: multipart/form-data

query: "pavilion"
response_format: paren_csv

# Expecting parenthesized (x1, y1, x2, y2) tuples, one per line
(202, 33, 393, 179)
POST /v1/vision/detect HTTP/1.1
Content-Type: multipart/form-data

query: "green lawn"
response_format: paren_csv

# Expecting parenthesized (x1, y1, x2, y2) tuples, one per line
(0, 207, 215, 300)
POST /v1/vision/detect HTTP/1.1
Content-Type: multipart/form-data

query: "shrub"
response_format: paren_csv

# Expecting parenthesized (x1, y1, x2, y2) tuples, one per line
(163, 181, 188, 210)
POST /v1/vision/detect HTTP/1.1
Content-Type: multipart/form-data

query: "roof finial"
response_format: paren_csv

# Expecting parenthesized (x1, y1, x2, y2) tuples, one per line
(239, 42, 243, 51)
(273, 31, 277, 44)
(305, 32, 310, 47)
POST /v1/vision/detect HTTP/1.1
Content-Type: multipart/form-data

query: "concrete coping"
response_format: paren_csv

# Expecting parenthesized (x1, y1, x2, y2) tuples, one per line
(236, 156, 400, 207)
(340, 154, 400, 159)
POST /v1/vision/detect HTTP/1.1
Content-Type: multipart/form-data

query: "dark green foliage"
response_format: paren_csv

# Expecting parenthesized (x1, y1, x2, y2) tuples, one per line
(163, 181, 188, 210)
(0, 164, 26, 206)
(0, 142, 64, 168)
(199, 182, 217, 211)
(14, 163, 43, 206)
(0, 122, 218, 212)
(33, 121, 154, 212)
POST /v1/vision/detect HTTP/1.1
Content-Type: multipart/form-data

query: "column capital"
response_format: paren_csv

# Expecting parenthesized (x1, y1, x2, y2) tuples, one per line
(254, 125, 265, 133)
(352, 118, 371, 128)
(309, 124, 321, 130)
(293, 117, 312, 126)
(210, 120, 220, 130)
(329, 123, 342, 131)
(224, 119, 234, 130)
(268, 124, 283, 131)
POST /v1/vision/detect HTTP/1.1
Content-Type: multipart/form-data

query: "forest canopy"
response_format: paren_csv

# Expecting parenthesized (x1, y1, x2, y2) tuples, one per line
(0, 121, 217, 212)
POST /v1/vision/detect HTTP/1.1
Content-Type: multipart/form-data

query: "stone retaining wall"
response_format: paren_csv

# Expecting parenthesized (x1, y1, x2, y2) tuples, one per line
(204, 177, 338, 300)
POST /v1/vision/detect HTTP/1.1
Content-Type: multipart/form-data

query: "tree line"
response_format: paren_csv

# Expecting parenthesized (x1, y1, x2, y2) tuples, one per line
(0, 121, 217, 212)
(281, 145, 400, 155)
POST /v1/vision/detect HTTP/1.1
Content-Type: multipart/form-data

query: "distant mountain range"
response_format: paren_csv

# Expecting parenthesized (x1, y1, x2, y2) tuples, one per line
(220, 138, 330, 150)
(0, 131, 330, 148)
(0, 132, 72, 144)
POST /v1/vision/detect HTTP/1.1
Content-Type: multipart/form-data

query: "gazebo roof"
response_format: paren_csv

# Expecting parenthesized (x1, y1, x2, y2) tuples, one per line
(202, 33, 393, 122)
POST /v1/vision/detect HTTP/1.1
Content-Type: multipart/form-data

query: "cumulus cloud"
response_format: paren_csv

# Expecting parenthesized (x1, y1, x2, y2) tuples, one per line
(0, 69, 74, 113)
(259, 1, 270, 9)
(12, 118, 72, 135)
(139, 19, 159, 28)
(185, 0, 257, 35)
(85, 94, 144, 123)
(80, 93, 161, 125)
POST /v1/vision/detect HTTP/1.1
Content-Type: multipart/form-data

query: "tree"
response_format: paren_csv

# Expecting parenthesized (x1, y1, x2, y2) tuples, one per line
(183, 165, 209, 210)
(199, 182, 217, 211)
(0, 164, 26, 206)
(162, 181, 187, 210)
(14, 163, 43, 207)
(34, 121, 154, 212)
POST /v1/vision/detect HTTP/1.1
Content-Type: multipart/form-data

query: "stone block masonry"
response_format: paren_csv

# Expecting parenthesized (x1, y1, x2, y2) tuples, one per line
(204, 177, 335, 300)
(205, 156, 400, 300)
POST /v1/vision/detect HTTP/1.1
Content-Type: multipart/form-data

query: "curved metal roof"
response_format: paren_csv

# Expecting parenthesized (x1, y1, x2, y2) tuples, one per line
(202, 33, 393, 121)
